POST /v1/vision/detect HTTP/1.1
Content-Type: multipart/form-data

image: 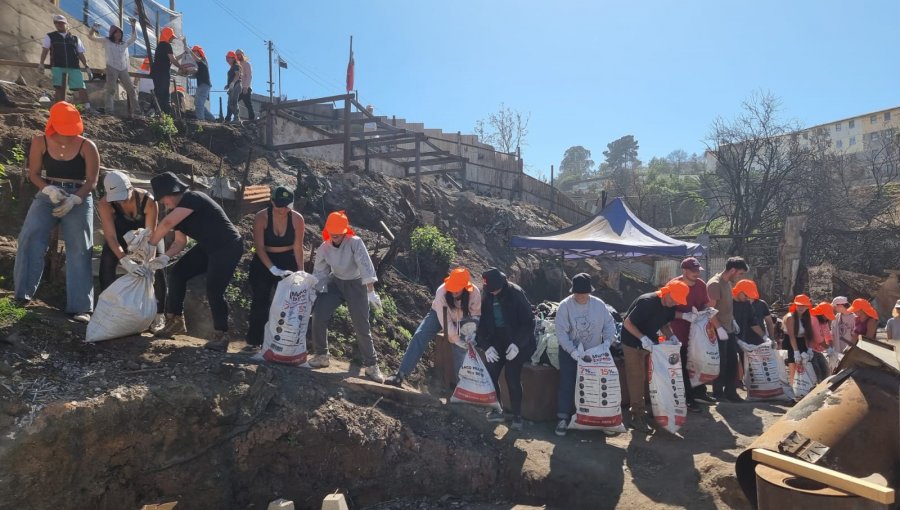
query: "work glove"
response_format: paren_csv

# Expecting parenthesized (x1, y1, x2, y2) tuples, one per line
(680, 307, 699, 323)
(41, 185, 67, 204)
(799, 351, 810, 362)
(37, 63, 45, 73)
(762, 335, 772, 346)
(147, 254, 170, 271)
(367, 291, 382, 309)
(485, 346, 500, 363)
(51, 194, 82, 218)
(83, 64, 93, 81)
(119, 256, 148, 277)
(460, 320, 478, 344)
(793, 351, 802, 363)
(716, 326, 729, 341)
(269, 266, 289, 277)
(505, 343, 519, 361)
(640, 335, 654, 351)
(572, 343, 585, 362)
(732, 320, 741, 335)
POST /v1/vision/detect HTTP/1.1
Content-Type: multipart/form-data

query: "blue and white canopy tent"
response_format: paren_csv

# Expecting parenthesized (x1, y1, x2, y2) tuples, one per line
(510, 197, 705, 259)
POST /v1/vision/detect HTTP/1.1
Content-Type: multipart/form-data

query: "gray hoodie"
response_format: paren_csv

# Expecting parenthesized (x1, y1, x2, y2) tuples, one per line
(555, 295, 618, 354)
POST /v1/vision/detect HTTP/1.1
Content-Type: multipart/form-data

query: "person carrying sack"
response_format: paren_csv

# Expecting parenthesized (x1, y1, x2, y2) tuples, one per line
(553, 273, 618, 437)
(309, 211, 385, 383)
(475, 268, 536, 431)
(246, 186, 305, 350)
(385, 268, 482, 387)
(146, 172, 244, 351)
(96, 170, 166, 332)
(14, 102, 99, 322)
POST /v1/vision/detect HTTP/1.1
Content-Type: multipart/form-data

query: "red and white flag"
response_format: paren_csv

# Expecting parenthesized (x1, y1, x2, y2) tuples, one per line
(345, 36, 354, 93)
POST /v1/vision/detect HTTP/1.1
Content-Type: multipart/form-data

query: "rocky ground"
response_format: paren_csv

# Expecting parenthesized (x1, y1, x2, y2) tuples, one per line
(0, 84, 786, 509)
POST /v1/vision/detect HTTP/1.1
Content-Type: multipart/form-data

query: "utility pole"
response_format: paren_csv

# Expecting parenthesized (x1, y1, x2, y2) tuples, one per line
(266, 40, 274, 104)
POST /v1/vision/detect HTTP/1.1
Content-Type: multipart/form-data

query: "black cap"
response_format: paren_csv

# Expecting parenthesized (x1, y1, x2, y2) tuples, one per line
(272, 185, 294, 207)
(150, 171, 188, 199)
(482, 267, 508, 293)
(570, 273, 594, 294)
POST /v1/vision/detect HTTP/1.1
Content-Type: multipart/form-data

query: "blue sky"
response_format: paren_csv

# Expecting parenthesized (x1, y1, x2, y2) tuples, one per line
(179, 0, 899, 178)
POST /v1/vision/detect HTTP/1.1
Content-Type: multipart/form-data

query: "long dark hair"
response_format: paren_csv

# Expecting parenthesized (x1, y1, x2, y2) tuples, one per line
(445, 289, 471, 317)
(792, 309, 814, 338)
(107, 26, 122, 43)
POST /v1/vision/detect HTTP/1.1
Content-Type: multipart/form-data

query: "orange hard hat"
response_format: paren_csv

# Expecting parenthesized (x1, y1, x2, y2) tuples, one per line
(159, 26, 175, 43)
(848, 298, 878, 319)
(444, 268, 474, 293)
(658, 280, 689, 306)
(226, 50, 237, 61)
(811, 302, 836, 321)
(45, 101, 84, 137)
(732, 279, 759, 300)
(323, 210, 354, 241)
(789, 294, 812, 314)
(140, 57, 150, 71)
(191, 45, 206, 60)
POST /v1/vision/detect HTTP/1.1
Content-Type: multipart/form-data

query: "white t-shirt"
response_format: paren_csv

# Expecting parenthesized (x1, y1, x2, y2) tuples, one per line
(886, 317, 900, 339)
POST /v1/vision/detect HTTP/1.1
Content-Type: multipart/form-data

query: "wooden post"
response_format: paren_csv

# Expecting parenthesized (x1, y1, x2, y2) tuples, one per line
(415, 136, 422, 206)
(342, 97, 351, 171)
(550, 164, 555, 215)
(559, 250, 566, 299)
(118, 0, 124, 29)
(517, 145, 523, 201)
(218, 96, 223, 121)
(83, 0, 89, 25)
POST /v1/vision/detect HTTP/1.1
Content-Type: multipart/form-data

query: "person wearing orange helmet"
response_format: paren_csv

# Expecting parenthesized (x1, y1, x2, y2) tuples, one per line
(14, 103, 100, 322)
(732, 279, 773, 346)
(309, 211, 384, 382)
(620, 280, 692, 434)
(848, 298, 878, 343)
(385, 268, 482, 388)
(149, 26, 185, 115)
(189, 44, 214, 121)
(808, 302, 835, 379)
(224, 51, 243, 123)
(783, 295, 815, 368)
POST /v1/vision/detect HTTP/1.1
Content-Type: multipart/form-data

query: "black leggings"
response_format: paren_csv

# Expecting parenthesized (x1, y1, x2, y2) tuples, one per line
(247, 251, 298, 345)
(484, 330, 535, 416)
(99, 244, 166, 313)
(152, 74, 172, 114)
(166, 241, 243, 332)
(239, 88, 255, 119)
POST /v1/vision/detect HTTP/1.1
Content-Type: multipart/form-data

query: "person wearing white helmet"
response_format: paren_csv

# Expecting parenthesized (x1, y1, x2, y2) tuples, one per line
(829, 296, 855, 353)
(96, 170, 166, 331)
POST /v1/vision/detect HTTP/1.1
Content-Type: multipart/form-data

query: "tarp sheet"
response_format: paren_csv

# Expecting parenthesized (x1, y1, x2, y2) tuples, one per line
(510, 197, 705, 259)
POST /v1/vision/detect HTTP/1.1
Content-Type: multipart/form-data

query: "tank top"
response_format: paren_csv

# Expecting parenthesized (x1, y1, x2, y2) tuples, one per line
(42, 136, 86, 181)
(111, 191, 149, 234)
(264, 205, 294, 249)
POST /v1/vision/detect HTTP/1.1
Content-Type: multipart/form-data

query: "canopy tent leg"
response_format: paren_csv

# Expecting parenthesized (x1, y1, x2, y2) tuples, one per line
(559, 250, 566, 299)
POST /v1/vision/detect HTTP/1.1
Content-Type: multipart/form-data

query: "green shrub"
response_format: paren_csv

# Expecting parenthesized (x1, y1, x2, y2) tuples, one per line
(150, 113, 178, 140)
(410, 225, 456, 267)
(225, 268, 251, 311)
(0, 297, 31, 329)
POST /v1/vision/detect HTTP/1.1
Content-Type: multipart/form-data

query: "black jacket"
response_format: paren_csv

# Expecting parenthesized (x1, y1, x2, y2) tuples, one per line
(476, 282, 535, 350)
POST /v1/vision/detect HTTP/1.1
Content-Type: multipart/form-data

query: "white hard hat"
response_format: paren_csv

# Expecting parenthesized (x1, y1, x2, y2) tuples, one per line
(52, 14, 67, 24)
(103, 170, 132, 202)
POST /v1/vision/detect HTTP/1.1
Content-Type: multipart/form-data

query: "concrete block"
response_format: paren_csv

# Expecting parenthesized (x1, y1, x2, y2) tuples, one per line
(267, 499, 295, 510)
(321, 494, 349, 510)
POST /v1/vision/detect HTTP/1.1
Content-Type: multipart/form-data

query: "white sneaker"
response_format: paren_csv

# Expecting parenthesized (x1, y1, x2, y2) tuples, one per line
(365, 364, 386, 384)
(71, 313, 91, 324)
(149, 313, 166, 333)
(308, 354, 331, 368)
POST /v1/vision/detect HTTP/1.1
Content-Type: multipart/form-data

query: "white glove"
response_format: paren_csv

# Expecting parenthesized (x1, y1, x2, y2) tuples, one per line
(505, 343, 519, 360)
(41, 185, 67, 204)
(640, 335, 654, 351)
(732, 320, 741, 335)
(716, 327, 729, 341)
(667, 335, 679, 345)
(485, 346, 500, 363)
(680, 307, 699, 323)
(52, 194, 82, 218)
(269, 266, 288, 277)
(84, 64, 93, 81)
(572, 343, 585, 362)
(793, 351, 802, 363)
(147, 254, 170, 271)
(367, 291, 382, 309)
(800, 351, 810, 362)
(119, 256, 148, 277)
(460, 320, 478, 344)
(762, 335, 772, 345)
(37, 63, 45, 73)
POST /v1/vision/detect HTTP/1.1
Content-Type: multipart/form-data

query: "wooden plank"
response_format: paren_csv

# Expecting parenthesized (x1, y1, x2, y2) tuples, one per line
(289, 117, 370, 126)
(411, 167, 465, 177)
(263, 94, 353, 111)
(402, 156, 465, 168)
(751, 449, 895, 504)
(350, 149, 447, 161)
(271, 138, 342, 151)
(351, 133, 418, 147)
(341, 377, 441, 408)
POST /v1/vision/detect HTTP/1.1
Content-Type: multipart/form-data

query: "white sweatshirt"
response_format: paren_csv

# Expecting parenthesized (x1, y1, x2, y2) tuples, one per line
(312, 236, 377, 289)
(89, 31, 137, 71)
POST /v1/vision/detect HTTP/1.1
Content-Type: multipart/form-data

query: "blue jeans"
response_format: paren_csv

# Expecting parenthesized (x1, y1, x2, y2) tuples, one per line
(557, 349, 577, 420)
(14, 190, 94, 313)
(194, 83, 214, 120)
(397, 309, 466, 377)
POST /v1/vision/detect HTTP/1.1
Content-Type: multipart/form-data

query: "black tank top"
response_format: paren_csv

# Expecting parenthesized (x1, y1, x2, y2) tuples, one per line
(43, 136, 86, 181)
(263, 205, 294, 249)
(109, 191, 149, 247)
